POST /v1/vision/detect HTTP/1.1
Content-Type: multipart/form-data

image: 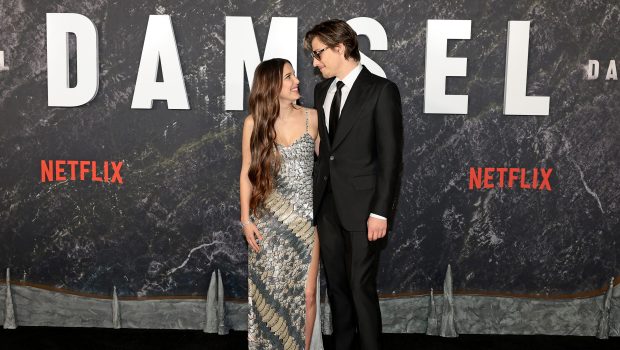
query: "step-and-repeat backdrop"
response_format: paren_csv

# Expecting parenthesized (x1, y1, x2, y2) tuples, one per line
(0, 0, 617, 305)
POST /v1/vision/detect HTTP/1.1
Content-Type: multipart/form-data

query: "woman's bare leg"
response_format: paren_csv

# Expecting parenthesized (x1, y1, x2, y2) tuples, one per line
(304, 228, 320, 350)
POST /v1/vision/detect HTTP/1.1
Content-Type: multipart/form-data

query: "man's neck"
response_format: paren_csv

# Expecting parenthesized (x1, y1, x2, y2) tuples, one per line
(335, 60, 360, 80)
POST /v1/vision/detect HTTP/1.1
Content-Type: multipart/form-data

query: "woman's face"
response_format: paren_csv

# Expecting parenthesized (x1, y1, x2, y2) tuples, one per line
(279, 63, 301, 102)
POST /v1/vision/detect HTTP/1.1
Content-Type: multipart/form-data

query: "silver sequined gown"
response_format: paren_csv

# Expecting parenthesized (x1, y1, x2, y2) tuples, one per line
(248, 111, 322, 349)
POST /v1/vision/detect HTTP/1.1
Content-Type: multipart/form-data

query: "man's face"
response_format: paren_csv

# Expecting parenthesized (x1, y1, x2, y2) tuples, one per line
(311, 37, 340, 79)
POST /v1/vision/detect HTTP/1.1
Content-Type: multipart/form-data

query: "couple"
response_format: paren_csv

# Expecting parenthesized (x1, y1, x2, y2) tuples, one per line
(239, 19, 403, 350)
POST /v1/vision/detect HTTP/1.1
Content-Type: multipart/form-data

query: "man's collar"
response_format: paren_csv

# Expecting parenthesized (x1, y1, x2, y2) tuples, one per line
(333, 63, 363, 89)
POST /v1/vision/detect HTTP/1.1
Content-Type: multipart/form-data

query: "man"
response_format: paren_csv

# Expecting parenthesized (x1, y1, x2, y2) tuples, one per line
(304, 19, 403, 350)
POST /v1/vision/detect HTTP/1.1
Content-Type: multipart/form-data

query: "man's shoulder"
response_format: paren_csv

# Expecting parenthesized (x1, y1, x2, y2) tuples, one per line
(361, 66, 396, 88)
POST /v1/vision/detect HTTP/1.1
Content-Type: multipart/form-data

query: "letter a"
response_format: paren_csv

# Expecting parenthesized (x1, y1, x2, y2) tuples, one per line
(131, 15, 189, 109)
(606, 60, 617, 81)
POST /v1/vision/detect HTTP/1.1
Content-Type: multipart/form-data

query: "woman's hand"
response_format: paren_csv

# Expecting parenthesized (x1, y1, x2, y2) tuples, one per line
(243, 222, 263, 253)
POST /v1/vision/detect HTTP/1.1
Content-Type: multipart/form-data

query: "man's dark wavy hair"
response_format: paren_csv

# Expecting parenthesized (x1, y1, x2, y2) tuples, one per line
(304, 19, 361, 62)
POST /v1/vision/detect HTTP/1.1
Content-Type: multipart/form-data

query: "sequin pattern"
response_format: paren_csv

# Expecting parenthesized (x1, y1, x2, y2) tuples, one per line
(248, 111, 317, 350)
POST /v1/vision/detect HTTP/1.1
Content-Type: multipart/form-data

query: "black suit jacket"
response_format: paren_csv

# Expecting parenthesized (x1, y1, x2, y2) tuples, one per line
(313, 66, 403, 231)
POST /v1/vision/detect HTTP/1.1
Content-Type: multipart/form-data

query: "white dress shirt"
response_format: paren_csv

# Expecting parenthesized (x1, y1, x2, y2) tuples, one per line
(323, 63, 363, 132)
(322, 64, 386, 221)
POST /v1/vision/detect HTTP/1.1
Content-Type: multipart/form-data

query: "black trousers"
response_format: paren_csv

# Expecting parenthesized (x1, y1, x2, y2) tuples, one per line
(317, 190, 382, 350)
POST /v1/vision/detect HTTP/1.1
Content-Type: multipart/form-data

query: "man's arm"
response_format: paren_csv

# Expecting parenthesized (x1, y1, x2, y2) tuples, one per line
(371, 81, 403, 219)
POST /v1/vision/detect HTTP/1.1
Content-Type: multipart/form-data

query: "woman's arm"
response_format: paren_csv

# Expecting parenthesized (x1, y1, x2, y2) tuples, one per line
(308, 108, 321, 156)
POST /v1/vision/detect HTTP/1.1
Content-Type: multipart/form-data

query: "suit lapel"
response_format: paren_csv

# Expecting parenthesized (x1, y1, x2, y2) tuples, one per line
(316, 77, 334, 149)
(331, 67, 373, 150)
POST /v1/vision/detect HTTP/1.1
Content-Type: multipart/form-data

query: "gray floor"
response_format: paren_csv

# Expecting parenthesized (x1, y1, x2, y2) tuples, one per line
(1, 327, 619, 350)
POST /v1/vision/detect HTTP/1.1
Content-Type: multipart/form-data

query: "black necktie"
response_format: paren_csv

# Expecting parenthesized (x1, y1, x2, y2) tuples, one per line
(329, 81, 345, 143)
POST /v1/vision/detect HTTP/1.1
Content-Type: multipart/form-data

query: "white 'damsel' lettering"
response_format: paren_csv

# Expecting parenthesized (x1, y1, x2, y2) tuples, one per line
(225, 16, 297, 110)
(0, 51, 8, 71)
(131, 15, 190, 110)
(46, 13, 99, 107)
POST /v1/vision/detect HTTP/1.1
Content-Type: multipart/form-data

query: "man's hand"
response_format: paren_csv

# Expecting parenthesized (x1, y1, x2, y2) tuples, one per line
(367, 216, 387, 241)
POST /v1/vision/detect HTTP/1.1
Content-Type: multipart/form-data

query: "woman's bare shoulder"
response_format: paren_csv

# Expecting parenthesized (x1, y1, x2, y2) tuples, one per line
(304, 108, 318, 120)
(244, 115, 254, 127)
(304, 107, 318, 115)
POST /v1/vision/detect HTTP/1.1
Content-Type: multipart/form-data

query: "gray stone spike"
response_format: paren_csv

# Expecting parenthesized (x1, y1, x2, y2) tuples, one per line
(112, 286, 121, 329)
(596, 277, 614, 339)
(217, 269, 228, 335)
(426, 288, 438, 336)
(321, 291, 333, 335)
(204, 270, 218, 333)
(440, 264, 458, 337)
(3, 268, 16, 329)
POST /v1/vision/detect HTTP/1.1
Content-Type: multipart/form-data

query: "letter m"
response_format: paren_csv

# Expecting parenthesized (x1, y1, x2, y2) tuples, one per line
(225, 17, 297, 110)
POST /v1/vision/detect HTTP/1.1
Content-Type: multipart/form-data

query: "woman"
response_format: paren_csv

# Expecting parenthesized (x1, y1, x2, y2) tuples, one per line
(239, 58, 323, 350)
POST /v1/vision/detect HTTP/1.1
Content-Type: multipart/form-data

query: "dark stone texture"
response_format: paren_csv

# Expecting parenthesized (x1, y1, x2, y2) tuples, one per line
(0, 0, 617, 300)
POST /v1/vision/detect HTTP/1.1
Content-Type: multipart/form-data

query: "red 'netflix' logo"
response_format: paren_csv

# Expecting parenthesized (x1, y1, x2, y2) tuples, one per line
(469, 167, 552, 191)
(41, 160, 124, 183)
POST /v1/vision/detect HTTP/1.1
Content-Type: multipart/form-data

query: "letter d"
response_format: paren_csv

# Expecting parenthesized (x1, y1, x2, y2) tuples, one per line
(47, 13, 99, 107)
(586, 60, 599, 80)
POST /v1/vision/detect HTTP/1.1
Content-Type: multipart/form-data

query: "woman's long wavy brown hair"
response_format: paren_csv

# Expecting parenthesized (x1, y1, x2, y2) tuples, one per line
(247, 58, 291, 216)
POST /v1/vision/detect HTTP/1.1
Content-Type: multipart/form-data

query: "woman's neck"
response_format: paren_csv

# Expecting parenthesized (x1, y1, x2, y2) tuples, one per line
(279, 101, 297, 118)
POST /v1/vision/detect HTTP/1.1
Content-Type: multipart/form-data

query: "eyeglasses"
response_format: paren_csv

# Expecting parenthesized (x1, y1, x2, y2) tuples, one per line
(310, 46, 329, 61)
